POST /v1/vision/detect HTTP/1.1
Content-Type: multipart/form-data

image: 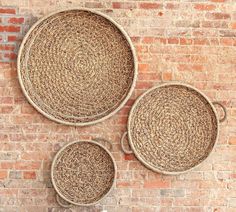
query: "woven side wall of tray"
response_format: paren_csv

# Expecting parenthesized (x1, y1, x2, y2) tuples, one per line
(51, 141, 116, 206)
(17, 8, 137, 126)
(127, 83, 219, 174)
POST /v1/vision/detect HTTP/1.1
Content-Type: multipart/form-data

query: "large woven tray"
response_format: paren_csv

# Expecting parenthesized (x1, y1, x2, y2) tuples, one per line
(121, 83, 226, 174)
(17, 8, 137, 126)
(51, 140, 116, 207)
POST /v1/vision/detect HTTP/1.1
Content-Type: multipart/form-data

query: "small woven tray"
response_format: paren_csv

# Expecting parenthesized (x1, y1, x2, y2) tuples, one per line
(51, 140, 116, 206)
(121, 83, 226, 174)
(18, 8, 137, 126)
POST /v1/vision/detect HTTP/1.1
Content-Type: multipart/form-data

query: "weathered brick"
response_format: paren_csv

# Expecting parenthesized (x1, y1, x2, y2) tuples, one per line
(1, 162, 14, 169)
(0, 0, 234, 210)
(4, 52, 17, 60)
(139, 3, 162, 9)
(0, 44, 15, 51)
(210, 0, 226, 2)
(229, 137, 236, 145)
(138, 64, 149, 72)
(112, 2, 137, 9)
(144, 180, 170, 189)
(9, 171, 21, 179)
(165, 3, 179, 10)
(194, 4, 216, 11)
(206, 12, 231, 20)
(0, 170, 7, 179)
(15, 161, 41, 170)
(23, 171, 36, 179)
(232, 22, 236, 29)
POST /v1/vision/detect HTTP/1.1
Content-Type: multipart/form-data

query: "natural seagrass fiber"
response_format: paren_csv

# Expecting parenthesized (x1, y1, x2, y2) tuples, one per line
(51, 141, 116, 205)
(18, 9, 136, 126)
(127, 84, 219, 174)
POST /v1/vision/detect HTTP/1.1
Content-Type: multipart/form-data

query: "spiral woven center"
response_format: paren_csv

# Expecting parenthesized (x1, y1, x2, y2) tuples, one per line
(19, 10, 135, 125)
(129, 85, 218, 173)
(52, 142, 115, 204)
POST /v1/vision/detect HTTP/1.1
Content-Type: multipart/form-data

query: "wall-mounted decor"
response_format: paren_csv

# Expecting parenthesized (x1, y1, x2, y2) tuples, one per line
(51, 140, 116, 207)
(121, 83, 226, 174)
(17, 8, 137, 126)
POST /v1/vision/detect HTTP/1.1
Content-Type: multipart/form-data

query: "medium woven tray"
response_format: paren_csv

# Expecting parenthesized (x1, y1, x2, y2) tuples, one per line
(17, 8, 137, 126)
(121, 83, 226, 174)
(51, 140, 116, 206)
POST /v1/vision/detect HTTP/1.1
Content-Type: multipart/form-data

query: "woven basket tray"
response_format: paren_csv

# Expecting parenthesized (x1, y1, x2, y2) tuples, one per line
(121, 83, 226, 174)
(51, 140, 116, 207)
(17, 8, 137, 126)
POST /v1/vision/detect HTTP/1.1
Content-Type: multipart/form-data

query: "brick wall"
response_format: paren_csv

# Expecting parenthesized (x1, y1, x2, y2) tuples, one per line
(0, 0, 235, 211)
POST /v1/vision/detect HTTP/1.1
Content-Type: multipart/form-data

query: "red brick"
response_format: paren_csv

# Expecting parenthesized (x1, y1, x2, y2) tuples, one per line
(229, 137, 236, 145)
(165, 3, 179, 10)
(1, 162, 14, 169)
(4, 53, 17, 60)
(194, 38, 210, 45)
(7, 17, 24, 24)
(138, 73, 160, 81)
(8, 35, 17, 42)
(194, 4, 216, 11)
(124, 154, 135, 161)
(162, 72, 172, 81)
(180, 38, 193, 45)
(136, 81, 153, 89)
(178, 64, 203, 72)
(21, 105, 36, 114)
(21, 152, 48, 161)
(138, 64, 149, 72)
(131, 36, 141, 43)
(15, 161, 41, 170)
(112, 2, 137, 9)
(144, 180, 170, 188)
(23, 171, 36, 179)
(206, 12, 231, 20)
(0, 7, 16, 14)
(0, 97, 13, 104)
(210, 0, 226, 2)
(231, 22, 236, 29)
(4, 69, 17, 79)
(220, 38, 234, 46)
(0, 188, 18, 195)
(116, 181, 141, 188)
(168, 37, 179, 44)
(142, 37, 155, 44)
(0, 0, 234, 209)
(0, 170, 7, 179)
(139, 3, 162, 9)
(231, 173, 236, 179)
(136, 45, 148, 53)
(0, 44, 15, 51)
(0, 25, 20, 32)
(1, 106, 14, 114)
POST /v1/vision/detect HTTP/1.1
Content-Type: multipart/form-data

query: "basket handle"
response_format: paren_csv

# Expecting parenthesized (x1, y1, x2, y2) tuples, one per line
(212, 101, 227, 123)
(56, 194, 72, 208)
(93, 137, 112, 151)
(121, 131, 133, 154)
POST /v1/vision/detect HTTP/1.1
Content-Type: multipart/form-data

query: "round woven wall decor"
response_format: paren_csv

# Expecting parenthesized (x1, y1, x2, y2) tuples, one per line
(17, 8, 137, 126)
(51, 140, 116, 207)
(121, 83, 227, 174)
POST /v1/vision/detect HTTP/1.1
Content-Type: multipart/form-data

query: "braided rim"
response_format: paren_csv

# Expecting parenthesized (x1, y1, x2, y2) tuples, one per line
(127, 82, 220, 175)
(51, 140, 117, 206)
(17, 8, 138, 126)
